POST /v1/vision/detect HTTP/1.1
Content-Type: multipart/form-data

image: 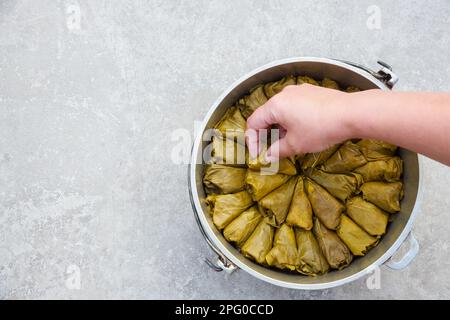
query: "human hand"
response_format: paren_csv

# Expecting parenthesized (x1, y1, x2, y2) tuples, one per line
(246, 84, 354, 162)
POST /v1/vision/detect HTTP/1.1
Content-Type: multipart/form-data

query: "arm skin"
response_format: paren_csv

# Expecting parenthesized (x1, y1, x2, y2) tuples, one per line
(346, 90, 450, 165)
(246, 84, 450, 166)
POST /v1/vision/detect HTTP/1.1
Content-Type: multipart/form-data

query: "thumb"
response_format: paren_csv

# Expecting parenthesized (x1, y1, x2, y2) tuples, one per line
(265, 136, 296, 162)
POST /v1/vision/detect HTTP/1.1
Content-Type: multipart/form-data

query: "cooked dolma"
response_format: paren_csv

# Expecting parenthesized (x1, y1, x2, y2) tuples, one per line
(214, 106, 246, 144)
(209, 135, 247, 166)
(321, 78, 340, 90)
(241, 218, 275, 265)
(321, 141, 367, 173)
(353, 156, 403, 182)
(264, 75, 296, 98)
(301, 144, 340, 171)
(295, 153, 305, 167)
(345, 86, 360, 93)
(203, 164, 247, 194)
(245, 170, 290, 201)
(223, 206, 262, 247)
(346, 196, 389, 236)
(357, 139, 398, 161)
(258, 178, 297, 227)
(266, 224, 299, 270)
(286, 176, 313, 230)
(247, 146, 297, 175)
(305, 179, 345, 230)
(308, 169, 363, 201)
(360, 181, 404, 213)
(337, 215, 379, 256)
(313, 218, 353, 269)
(297, 75, 320, 86)
(239, 85, 268, 119)
(205, 191, 253, 230)
(295, 229, 330, 276)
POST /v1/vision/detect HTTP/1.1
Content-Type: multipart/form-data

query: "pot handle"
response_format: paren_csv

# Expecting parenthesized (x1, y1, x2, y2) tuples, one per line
(384, 232, 419, 270)
(335, 60, 399, 89)
(188, 163, 239, 274)
(205, 256, 239, 274)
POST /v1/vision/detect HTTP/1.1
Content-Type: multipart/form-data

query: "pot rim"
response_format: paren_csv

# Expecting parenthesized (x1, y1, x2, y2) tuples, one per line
(189, 56, 423, 290)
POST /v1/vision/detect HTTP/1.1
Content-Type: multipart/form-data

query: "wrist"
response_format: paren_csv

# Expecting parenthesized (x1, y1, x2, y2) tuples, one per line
(339, 89, 381, 140)
(334, 91, 363, 141)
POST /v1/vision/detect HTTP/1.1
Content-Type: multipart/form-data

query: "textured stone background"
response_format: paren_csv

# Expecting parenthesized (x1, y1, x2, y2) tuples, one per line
(0, 0, 449, 299)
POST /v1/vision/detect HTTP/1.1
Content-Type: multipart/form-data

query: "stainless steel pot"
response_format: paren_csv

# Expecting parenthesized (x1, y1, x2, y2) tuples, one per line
(188, 57, 422, 290)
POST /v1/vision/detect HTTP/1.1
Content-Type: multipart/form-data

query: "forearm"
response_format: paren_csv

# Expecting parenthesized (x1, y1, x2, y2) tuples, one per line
(344, 90, 450, 165)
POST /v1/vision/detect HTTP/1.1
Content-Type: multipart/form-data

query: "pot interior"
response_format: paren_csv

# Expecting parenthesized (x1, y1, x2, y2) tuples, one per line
(193, 59, 420, 286)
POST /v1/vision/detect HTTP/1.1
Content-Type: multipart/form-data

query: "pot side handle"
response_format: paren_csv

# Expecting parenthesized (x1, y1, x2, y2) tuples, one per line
(205, 256, 239, 274)
(335, 60, 399, 89)
(188, 163, 239, 274)
(384, 232, 420, 270)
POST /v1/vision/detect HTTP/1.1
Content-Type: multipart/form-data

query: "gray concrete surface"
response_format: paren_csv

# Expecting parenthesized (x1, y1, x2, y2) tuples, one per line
(0, 0, 449, 299)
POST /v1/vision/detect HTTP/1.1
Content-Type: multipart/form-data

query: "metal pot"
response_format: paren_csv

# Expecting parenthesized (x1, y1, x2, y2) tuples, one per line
(188, 57, 422, 290)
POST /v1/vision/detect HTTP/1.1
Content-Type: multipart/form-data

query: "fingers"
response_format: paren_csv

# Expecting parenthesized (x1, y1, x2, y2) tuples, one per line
(246, 100, 278, 158)
(266, 137, 296, 162)
(245, 128, 268, 159)
(274, 124, 287, 139)
(245, 128, 259, 159)
(246, 100, 278, 130)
